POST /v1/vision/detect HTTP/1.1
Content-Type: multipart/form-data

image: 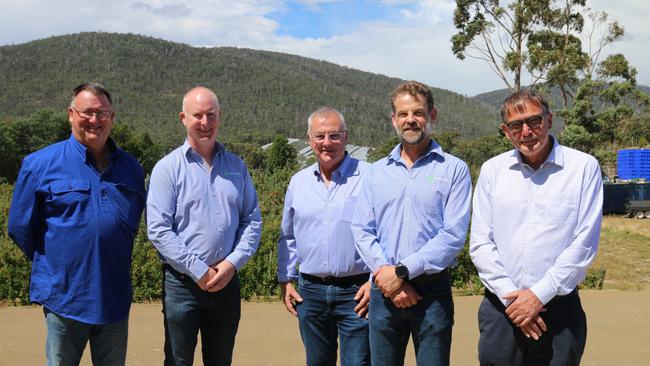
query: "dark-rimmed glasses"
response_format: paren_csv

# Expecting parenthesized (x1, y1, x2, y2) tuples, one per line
(504, 114, 545, 133)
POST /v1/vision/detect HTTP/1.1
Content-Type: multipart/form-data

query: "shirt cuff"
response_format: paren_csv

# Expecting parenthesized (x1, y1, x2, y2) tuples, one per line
(225, 252, 247, 272)
(530, 280, 557, 305)
(188, 260, 210, 283)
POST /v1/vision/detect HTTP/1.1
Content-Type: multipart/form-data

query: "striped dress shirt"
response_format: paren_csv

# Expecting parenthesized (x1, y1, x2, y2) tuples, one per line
(470, 138, 603, 305)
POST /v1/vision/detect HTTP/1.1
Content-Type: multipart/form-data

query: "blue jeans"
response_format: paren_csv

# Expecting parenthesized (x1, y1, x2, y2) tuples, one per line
(369, 273, 454, 366)
(162, 266, 241, 366)
(296, 273, 370, 366)
(44, 308, 128, 366)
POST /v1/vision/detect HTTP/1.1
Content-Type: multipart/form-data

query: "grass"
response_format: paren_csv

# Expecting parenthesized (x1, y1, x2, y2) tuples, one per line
(591, 216, 650, 290)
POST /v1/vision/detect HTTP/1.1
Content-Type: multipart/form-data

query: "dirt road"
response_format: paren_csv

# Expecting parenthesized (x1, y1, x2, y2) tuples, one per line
(1, 290, 648, 365)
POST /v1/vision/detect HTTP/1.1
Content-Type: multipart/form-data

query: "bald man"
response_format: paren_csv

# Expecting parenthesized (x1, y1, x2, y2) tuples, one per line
(147, 86, 262, 365)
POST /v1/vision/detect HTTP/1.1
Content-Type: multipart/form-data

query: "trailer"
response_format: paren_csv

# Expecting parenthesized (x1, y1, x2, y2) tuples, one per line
(625, 200, 650, 219)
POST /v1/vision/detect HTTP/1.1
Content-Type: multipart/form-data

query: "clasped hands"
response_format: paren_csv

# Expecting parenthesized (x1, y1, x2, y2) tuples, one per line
(197, 260, 236, 293)
(503, 289, 547, 340)
(374, 265, 422, 309)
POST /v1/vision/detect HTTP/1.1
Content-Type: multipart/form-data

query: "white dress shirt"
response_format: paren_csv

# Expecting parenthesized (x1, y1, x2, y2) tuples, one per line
(470, 138, 603, 305)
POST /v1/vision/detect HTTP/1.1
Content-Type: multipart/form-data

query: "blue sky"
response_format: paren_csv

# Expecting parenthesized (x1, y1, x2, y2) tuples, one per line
(271, 1, 408, 38)
(1, 0, 647, 96)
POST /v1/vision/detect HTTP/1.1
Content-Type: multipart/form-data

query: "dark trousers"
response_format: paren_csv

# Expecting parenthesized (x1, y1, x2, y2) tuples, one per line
(162, 265, 241, 366)
(478, 289, 586, 366)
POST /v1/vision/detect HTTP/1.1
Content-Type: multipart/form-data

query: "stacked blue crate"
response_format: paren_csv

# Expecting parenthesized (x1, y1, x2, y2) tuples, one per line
(617, 149, 650, 179)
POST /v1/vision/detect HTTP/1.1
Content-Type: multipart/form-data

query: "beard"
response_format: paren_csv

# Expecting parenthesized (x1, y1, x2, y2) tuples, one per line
(395, 122, 431, 145)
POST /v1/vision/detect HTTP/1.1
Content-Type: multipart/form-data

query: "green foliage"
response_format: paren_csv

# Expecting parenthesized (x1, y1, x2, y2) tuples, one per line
(239, 167, 295, 300)
(264, 135, 297, 173)
(452, 0, 582, 92)
(450, 233, 483, 295)
(130, 221, 163, 302)
(0, 183, 31, 305)
(580, 268, 606, 290)
(0, 32, 499, 149)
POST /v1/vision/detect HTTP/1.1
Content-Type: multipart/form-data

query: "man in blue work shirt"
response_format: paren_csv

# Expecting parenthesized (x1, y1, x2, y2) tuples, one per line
(352, 81, 472, 365)
(147, 86, 262, 365)
(8, 82, 146, 365)
(277, 107, 371, 366)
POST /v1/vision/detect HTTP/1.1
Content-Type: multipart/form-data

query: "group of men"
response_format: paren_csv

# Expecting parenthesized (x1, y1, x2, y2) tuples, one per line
(8, 80, 602, 366)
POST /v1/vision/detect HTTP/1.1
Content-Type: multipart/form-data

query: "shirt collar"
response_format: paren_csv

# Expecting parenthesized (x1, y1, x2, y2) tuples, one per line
(182, 139, 223, 162)
(67, 134, 119, 163)
(385, 139, 443, 165)
(311, 152, 356, 179)
(509, 136, 564, 169)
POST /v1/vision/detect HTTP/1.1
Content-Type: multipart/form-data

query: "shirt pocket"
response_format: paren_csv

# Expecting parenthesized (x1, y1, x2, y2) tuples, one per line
(340, 197, 358, 223)
(47, 180, 93, 225)
(531, 196, 578, 225)
(112, 183, 145, 231)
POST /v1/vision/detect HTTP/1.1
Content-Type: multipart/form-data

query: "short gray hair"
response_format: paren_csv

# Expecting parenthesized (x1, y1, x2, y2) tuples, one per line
(307, 107, 347, 132)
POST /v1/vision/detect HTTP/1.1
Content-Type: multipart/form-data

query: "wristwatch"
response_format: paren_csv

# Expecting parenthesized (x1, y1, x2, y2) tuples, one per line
(395, 263, 409, 280)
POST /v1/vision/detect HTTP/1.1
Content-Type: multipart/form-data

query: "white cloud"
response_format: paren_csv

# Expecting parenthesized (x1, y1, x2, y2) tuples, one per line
(0, 0, 647, 95)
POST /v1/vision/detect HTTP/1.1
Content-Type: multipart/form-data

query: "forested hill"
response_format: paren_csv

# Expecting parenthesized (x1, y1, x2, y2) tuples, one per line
(0, 32, 499, 147)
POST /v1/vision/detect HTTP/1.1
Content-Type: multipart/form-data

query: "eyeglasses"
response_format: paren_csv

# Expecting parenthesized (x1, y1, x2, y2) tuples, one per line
(309, 131, 347, 142)
(71, 107, 112, 120)
(504, 114, 545, 133)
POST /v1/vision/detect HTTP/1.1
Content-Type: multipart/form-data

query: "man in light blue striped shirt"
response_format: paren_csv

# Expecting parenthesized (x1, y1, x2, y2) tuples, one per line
(470, 89, 603, 365)
(278, 107, 371, 366)
(352, 81, 472, 365)
(147, 86, 262, 365)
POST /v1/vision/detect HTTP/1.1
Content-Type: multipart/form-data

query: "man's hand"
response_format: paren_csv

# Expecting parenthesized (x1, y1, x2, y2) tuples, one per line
(279, 282, 303, 317)
(503, 289, 545, 327)
(208, 260, 236, 292)
(389, 282, 422, 309)
(197, 267, 219, 291)
(374, 265, 403, 297)
(353, 281, 371, 317)
(519, 314, 547, 340)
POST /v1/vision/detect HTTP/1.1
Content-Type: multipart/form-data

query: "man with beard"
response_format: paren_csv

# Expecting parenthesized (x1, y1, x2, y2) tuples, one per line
(352, 81, 472, 365)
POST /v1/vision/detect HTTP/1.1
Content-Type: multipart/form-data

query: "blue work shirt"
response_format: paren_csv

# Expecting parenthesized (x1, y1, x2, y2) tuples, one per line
(146, 140, 262, 282)
(8, 135, 145, 324)
(277, 154, 371, 282)
(351, 140, 472, 279)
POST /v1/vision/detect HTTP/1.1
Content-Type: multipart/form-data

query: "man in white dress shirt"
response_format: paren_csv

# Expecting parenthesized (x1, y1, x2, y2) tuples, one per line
(470, 89, 603, 365)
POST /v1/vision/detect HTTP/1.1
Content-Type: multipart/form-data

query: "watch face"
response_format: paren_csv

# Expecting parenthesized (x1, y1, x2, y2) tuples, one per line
(396, 265, 408, 279)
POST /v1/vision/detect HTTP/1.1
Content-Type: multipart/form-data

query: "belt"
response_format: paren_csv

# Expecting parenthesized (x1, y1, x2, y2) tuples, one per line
(409, 268, 450, 284)
(300, 272, 370, 286)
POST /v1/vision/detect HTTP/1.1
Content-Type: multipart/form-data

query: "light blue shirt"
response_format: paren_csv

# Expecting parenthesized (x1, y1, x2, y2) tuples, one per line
(277, 154, 370, 282)
(351, 140, 472, 279)
(147, 140, 262, 282)
(470, 138, 603, 305)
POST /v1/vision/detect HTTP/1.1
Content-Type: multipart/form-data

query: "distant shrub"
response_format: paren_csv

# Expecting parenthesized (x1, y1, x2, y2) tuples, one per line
(580, 268, 606, 290)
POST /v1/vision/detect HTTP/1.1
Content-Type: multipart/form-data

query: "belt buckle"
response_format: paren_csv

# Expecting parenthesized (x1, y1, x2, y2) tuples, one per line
(322, 275, 336, 283)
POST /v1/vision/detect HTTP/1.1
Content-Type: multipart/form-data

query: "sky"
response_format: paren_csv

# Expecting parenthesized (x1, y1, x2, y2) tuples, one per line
(1, 0, 648, 96)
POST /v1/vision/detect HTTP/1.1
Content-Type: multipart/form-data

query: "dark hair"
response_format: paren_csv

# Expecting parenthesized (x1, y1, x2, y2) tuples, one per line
(70, 82, 113, 107)
(500, 89, 550, 122)
(390, 81, 434, 113)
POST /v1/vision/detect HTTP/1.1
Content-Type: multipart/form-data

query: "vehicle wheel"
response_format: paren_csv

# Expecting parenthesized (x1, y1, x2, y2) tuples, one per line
(645, 211, 650, 219)
(635, 211, 645, 219)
